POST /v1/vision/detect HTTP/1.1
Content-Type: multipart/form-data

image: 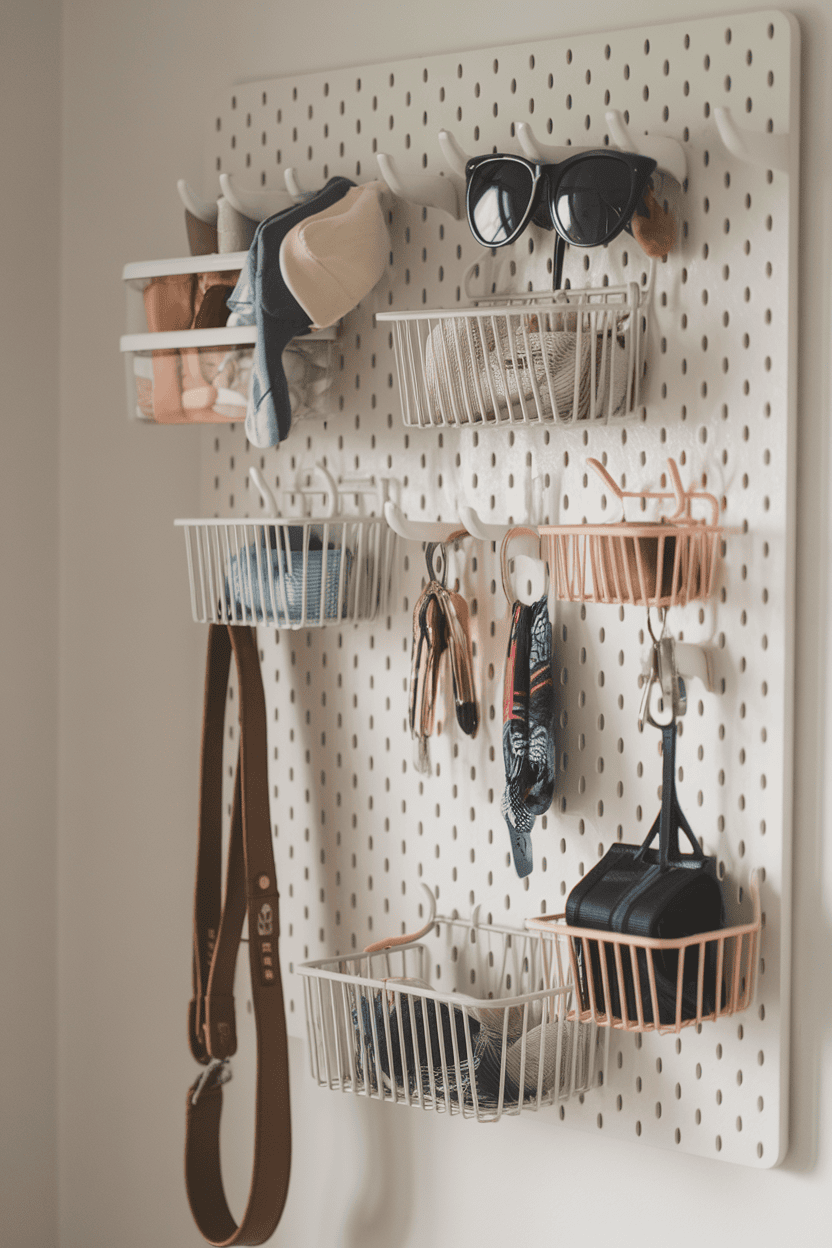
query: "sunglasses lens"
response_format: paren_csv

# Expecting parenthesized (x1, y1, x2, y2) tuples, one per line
(467, 161, 535, 246)
(552, 157, 634, 245)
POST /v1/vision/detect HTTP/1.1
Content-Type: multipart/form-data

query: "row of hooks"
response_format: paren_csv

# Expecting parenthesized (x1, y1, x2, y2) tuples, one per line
(179, 105, 787, 228)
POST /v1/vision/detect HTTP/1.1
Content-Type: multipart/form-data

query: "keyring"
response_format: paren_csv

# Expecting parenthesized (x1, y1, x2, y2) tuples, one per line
(499, 526, 548, 604)
(425, 529, 469, 587)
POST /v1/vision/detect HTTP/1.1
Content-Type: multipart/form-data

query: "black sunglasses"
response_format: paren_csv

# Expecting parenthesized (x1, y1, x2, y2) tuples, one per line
(465, 149, 658, 254)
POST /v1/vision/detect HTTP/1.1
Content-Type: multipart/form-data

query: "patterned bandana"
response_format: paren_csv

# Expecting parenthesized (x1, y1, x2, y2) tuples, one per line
(501, 595, 556, 877)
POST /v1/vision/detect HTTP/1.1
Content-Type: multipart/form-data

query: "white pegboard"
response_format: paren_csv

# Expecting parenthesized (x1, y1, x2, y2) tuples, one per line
(199, 9, 798, 1167)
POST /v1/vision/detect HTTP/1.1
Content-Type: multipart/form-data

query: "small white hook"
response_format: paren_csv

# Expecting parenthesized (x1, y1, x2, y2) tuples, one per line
(383, 500, 464, 543)
(177, 179, 218, 225)
(515, 121, 575, 166)
(219, 172, 298, 222)
(376, 152, 462, 220)
(457, 504, 511, 543)
(604, 110, 688, 184)
(283, 167, 308, 199)
(437, 128, 470, 179)
(249, 466, 279, 517)
(714, 107, 789, 174)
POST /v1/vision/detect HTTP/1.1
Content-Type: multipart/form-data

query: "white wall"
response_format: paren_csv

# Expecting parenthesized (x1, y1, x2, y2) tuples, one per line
(0, 5, 61, 1246)
(49, 2, 832, 1246)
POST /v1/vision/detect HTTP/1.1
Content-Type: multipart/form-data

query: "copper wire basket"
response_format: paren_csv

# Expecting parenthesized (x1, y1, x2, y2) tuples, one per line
(539, 457, 724, 609)
(525, 873, 761, 1037)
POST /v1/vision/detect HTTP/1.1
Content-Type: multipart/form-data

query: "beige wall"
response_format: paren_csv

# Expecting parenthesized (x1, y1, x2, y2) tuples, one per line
(0, 5, 61, 1246)
(0, 1, 825, 1245)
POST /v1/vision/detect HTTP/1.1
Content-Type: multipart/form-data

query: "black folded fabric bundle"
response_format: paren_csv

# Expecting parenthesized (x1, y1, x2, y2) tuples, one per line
(566, 721, 725, 1027)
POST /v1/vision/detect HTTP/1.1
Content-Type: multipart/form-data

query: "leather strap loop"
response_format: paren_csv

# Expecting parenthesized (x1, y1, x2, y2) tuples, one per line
(186, 625, 291, 1245)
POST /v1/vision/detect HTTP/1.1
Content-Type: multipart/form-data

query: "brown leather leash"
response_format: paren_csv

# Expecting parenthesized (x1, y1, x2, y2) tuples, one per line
(185, 624, 291, 1245)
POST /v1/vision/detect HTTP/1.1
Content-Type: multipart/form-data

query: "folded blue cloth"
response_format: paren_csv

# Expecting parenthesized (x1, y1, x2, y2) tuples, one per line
(227, 539, 351, 625)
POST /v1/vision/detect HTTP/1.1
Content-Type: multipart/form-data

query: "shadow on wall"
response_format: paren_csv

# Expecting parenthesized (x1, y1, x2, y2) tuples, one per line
(342, 1092, 417, 1248)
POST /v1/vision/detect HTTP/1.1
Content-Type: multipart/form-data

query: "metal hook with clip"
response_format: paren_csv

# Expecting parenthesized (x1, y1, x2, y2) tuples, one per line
(638, 608, 688, 730)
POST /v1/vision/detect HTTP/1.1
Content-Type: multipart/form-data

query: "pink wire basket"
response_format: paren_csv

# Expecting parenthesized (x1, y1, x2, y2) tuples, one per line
(539, 457, 725, 609)
(526, 873, 761, 1037)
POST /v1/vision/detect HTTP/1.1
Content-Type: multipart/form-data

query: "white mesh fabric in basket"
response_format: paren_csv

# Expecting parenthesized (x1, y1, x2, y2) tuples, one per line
(423, 312, 630, 425)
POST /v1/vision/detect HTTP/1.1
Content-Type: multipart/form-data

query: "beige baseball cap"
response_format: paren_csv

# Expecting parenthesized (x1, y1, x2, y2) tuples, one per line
(278, 182, 390, 328)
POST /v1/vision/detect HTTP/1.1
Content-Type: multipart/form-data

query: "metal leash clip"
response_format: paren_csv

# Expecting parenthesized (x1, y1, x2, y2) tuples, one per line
(190, 1057, 233, 1106)
(638, 610, 687, 730)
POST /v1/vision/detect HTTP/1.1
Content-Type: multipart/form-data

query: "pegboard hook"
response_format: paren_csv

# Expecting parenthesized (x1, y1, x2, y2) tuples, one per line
(362, 883, 438, 953)
(437, 128, 470, 179)
(375, 152, 463, 220)
(249, 466, 279, 518)
(383, 501, 467, 543)
(604, 110, 688, 185)
(176, 179, 219, 225)
(515, 122, 577, 167)
(219, 172, 298, 223)
(714, 107, 789, 174)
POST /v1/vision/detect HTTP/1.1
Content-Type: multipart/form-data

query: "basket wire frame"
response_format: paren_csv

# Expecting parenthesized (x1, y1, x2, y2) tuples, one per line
(299, 916, 607, 1121)
(540, 456, 725, 608)
(377, 277, 650, 429)
(526, 873, 762, 1036)
(175, 516, 396, 628)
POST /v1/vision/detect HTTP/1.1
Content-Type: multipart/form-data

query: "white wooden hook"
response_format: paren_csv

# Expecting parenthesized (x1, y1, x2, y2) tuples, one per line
(375, 152, 462, 220)
(604, 110, 688, 185)
(383, 501, 464, 543)
(457, 505, 512, 543)
(176, 179, 218, 225)
(515, 122, 576, 166)
(219, 173, 298, 222)
(674, 642, 715, 693)
(384, 500, 515, 543)
(714, 107, 789, 174)
(249, 466, 279, 517)
(282, 167, 308, 200)
(437, 128, 470, 179)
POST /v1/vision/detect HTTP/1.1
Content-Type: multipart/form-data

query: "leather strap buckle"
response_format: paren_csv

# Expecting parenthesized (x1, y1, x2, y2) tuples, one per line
(190, 1057, 232, 1106)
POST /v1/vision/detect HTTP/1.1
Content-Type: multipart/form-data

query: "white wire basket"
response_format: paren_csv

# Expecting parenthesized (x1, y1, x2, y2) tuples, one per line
(120, 254, 336, 423)
(376, 274, 651, 429)
(298, 909, 607, 1122)
(175, 466, 397, 628)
